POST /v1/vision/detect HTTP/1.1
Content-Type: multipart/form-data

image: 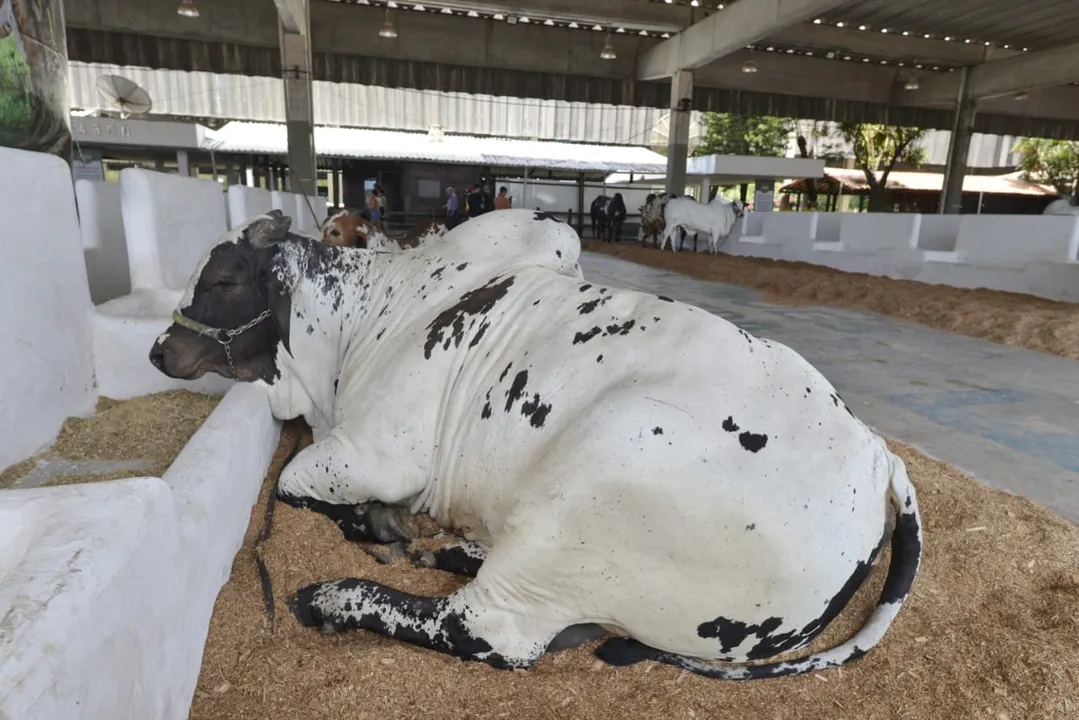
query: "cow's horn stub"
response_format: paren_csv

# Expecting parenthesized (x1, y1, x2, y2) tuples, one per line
(247, 212, 293, 248)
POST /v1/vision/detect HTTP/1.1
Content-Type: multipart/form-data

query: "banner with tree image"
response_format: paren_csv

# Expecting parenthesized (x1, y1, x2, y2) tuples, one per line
(0, 0, 70, 156)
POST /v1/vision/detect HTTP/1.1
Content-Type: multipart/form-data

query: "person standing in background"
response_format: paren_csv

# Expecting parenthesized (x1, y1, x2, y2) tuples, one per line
(494, 186, 512, 210)
(367, 188, 382, 229)
(374, 184, 388, 232)
(445, 186, 460, 229)
(466, 184, 484, 220)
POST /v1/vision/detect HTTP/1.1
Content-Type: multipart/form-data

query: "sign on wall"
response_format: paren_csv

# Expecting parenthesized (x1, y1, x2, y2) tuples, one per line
(754, 178, 775, 212)
(69, 116, 200, 148)
(71, 147, 104, 183)
(417, 179, 441, 199)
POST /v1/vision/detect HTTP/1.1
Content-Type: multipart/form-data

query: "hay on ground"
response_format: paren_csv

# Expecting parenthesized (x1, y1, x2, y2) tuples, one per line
(582, 240, 1079, 361)
(192, 427, 1079, 720)
(0, 390, 221, 489)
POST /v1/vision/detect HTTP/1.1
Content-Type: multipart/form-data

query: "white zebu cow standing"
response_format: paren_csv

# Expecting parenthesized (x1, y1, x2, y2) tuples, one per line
(149, 208, 921, 680)
(1042, 197, 1079, 216)
(662, 195, 744, 254)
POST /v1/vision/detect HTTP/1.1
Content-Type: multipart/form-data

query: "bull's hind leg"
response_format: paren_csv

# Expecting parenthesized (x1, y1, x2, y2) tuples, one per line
(290, 578, 569, 670)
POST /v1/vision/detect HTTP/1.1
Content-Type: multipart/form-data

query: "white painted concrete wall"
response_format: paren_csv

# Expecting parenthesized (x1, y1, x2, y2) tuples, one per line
(718, 211, 1079, 303)
(120, 168, 229, 292)
(917, 215, 962, 252)
(76, 180, 131, 305)
(92, 290, 234, 400)
(227, 185, 273, 230)
(954, 215, 1079, 269)
(271, 190, 327, 236)
(0, 386, 279, 720)
(0, 147, 97, 473)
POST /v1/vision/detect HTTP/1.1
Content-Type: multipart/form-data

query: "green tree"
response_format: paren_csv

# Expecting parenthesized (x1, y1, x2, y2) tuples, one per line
(696, 113, 792, 157)
(835, 123, 926, 212)
(696, 113, 792, 202)
(1013, 137, 1079, 198)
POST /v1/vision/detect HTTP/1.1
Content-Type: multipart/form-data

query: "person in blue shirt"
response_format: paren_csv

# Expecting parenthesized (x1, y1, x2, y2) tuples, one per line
(445, 186, 460, 229)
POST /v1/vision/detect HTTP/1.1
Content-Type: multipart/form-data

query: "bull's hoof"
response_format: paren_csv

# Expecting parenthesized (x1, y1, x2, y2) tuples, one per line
(410, 549, 438, 569)
(363, 540, 407, 565)
(357, 503, 419, 544)
(289, 582, 325, 628)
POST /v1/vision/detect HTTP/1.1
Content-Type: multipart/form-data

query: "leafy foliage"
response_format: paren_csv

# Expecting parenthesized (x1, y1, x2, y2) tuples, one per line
(835, 123, 927, 211)
(1013, 137, 1079, 197)
(696, 113, 792, 158)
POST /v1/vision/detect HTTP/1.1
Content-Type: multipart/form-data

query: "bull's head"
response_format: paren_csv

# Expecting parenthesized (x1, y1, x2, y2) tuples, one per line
(321, 208, 375, 248)
(148, 210, 294, 384)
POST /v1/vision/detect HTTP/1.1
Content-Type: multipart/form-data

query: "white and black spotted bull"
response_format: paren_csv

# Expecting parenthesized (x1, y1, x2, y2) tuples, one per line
(147, 208, 922, 680)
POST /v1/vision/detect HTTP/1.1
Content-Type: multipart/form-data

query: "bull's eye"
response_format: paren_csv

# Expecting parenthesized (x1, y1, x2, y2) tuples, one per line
(330, 229, 341, 237)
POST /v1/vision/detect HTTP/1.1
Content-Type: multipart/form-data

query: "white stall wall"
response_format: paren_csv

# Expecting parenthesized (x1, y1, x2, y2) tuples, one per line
(0, 386, 279, 720)
(720, 211, 1079, 303)
(120, 168, 229, 292)
(270, 191, 326, 236)
(954, 215, 1079, 268)
(227, 185, 273, 230)
(0, 147, 97, 472)
(76, 180, 132, 305)
(917, 215, 963, 252)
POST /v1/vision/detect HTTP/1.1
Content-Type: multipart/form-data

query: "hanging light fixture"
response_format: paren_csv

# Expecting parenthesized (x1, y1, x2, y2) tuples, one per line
(379, 8, 398, 39)
(600, 33, 617, 60)
(904, 76, 920, 90)
(176, 0, 199, 18)
(741, 60, 757, 73)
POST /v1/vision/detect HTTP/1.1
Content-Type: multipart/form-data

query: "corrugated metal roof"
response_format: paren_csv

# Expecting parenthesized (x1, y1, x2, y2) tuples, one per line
(204, 122, 669, 174)
(67, 61, 686, 147)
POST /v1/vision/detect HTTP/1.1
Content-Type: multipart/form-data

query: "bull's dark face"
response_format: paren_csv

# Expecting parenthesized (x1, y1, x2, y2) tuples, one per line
(148, 212, 293, 384)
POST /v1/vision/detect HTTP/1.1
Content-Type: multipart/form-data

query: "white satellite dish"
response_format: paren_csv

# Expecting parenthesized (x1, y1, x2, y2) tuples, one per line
(95, 74, 153, 119)
(648, 112, 702, 157)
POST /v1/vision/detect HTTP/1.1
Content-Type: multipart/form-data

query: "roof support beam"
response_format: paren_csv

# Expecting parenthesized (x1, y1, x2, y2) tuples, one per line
(636, 0, 850, 81)
(901, 40, 1079, 105)
(274, 0, 307, 34)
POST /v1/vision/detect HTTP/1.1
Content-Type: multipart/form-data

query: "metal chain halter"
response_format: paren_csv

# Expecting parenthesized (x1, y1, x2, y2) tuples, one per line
(171, 308, 273, 377)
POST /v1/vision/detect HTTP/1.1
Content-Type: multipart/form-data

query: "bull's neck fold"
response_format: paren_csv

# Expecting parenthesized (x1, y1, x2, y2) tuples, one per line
(258, 237, 396, 440)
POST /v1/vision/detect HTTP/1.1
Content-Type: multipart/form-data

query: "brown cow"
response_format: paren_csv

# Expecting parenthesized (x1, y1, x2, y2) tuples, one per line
(320, 209, 378, 248)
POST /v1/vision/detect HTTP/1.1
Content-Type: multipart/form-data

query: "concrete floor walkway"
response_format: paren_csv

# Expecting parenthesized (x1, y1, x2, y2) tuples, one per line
(581, 252, 1079, 524)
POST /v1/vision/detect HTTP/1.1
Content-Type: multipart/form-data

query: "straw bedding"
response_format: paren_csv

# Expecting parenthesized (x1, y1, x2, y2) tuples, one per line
(192, 423, 1079, 720)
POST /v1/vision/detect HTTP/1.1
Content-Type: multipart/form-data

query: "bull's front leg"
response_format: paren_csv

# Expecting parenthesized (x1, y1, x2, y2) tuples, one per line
(276, 429, 420, 546)
(411, 539, 487, 577)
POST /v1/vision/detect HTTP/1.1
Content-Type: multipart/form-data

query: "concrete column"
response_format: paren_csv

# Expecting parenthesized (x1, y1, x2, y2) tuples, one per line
(176, 150, 190, 177)
(939, 66, 976, 215)
(698, 175, 711, 202)
(279, 0, 317, 197)
(576, 173, 586, 235)
(664, 70, 694, 197)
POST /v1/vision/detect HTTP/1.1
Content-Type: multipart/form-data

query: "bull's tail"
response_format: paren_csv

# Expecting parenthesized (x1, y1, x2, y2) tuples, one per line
(596, 450, 923, 681)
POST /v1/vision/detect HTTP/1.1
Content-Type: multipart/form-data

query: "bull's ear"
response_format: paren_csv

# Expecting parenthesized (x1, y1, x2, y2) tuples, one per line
(257, 259, 293, 356)
(266, 275, 292, 355)
(247, 213, 293, 249)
